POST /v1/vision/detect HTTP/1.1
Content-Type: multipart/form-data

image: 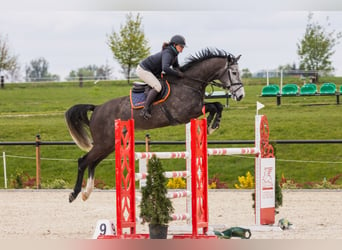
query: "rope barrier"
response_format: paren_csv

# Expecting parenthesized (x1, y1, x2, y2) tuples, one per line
(1, 153, 342, 164)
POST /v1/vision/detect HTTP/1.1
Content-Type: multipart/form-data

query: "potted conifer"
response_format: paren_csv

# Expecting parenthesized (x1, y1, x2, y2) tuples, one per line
(139, 155, 174, 239)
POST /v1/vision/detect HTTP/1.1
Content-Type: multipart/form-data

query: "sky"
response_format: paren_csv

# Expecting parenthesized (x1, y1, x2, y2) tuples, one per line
(1, 1, 342, 81)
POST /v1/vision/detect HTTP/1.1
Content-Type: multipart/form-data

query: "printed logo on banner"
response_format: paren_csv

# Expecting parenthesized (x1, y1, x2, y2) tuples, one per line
(260, 158, 275, 208)
(262, 167, 273, 189)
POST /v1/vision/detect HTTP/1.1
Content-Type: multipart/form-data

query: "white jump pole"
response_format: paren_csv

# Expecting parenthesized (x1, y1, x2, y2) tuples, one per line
(3, 152, 7, 189)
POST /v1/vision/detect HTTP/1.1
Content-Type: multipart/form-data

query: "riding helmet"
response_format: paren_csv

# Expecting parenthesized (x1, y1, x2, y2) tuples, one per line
(170, 35, 186, 47)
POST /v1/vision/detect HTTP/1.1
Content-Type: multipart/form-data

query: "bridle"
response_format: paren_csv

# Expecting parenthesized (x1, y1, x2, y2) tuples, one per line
(180, 56, 243, 99)
(208, 60, 244, 99)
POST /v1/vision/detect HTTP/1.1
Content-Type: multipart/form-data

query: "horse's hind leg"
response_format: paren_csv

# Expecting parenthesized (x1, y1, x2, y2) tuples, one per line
(81, 153, 108, 201)
(82, 170, 95, 201)
(69, 155, 88, 203)
(69, 146, 113, 203)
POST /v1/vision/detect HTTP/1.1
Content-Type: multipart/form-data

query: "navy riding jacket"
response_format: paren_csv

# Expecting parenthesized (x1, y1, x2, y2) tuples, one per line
(139, 45, 182, 78)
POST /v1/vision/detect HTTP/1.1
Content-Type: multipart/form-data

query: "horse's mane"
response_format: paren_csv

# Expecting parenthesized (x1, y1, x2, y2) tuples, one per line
(180, 48, 232, 71)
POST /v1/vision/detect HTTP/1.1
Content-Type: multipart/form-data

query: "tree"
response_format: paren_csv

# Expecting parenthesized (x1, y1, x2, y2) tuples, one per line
(297, 13, 342, 76)
(139, 155, 174, 238)
(25, 57, 59, 81)
(107, 13, 150, 84)
(0, 34, 19, 81)
(67, 64, 112, 80)
(241, 68, 252, 78)
(277, 63, 296, 72)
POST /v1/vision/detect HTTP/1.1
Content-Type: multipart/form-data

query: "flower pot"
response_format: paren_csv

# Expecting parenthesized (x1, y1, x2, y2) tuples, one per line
(148, 224, 168, 239)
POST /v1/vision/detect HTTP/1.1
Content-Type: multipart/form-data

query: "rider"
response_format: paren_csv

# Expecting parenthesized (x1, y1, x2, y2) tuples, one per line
(136, 34, 186, 120)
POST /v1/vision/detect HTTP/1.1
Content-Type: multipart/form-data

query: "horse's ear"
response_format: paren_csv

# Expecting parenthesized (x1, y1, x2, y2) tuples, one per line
(227, 54, 233, 63)
(236, 54, 241, 62)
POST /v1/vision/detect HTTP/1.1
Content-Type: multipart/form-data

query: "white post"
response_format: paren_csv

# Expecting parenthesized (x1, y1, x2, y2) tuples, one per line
(185, 122, 192, 225)
(3, 152, 7, 189)
(254, 116, 261, 225)
(266, 70, 269, 86)
(254, 116, 276, 225)
(280, 69, 283, 94)
(138, 159, 147, 188)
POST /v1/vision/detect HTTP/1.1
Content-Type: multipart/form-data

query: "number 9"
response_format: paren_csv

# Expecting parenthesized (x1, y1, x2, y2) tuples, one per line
(99, 223, 107, 235)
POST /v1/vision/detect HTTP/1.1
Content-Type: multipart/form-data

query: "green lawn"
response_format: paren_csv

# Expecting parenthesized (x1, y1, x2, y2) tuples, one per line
(0, 78, 342, 189)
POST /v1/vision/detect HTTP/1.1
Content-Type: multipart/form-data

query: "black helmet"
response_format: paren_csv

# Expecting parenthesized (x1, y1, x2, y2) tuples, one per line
(170, 35, 186, 47)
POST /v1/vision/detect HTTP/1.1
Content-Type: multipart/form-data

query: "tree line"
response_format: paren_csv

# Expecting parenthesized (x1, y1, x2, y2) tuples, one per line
(0, 12, 341, 84)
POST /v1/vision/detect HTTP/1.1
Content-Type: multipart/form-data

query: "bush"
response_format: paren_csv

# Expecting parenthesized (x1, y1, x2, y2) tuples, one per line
(42, 179, 69, 189)
(208, 174, 228, 189)
(10, 169, 36, 189)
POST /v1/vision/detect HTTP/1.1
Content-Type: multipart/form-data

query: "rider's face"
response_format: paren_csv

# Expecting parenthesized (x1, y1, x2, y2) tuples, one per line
(175, 44, 184, 53)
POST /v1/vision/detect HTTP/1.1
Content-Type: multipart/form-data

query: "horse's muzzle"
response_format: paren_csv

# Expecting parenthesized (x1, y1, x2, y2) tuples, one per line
(236, 95, 244, 101)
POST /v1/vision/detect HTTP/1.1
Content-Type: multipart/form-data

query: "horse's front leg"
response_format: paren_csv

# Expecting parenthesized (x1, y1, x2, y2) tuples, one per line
(204, 102, 217, 134)
(204, 102, 223, 134)
(211, 102, 223, 131)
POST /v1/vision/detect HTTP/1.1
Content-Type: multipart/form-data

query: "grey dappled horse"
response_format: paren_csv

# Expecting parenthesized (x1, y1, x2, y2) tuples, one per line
(65, 48, 245, 202)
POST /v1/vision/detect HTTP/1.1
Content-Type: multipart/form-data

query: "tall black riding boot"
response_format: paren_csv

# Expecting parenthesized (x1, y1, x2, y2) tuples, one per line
(140, 89, 159, 120)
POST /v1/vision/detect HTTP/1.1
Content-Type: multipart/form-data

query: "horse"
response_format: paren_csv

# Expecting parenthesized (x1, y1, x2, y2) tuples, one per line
(65, 48, 245, 203)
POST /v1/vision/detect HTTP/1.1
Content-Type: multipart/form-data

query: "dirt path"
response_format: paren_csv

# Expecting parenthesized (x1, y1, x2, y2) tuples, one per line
(0, 189, 341, 239)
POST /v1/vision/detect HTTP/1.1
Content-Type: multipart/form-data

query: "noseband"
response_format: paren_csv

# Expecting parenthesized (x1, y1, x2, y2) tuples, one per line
(212, 62, 243, 99)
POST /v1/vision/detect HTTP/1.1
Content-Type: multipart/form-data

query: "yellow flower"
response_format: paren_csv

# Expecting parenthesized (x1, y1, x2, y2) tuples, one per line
(208, 182, 217, 189)
(235, 171, 254, 189)
(166, 177, 186, 189)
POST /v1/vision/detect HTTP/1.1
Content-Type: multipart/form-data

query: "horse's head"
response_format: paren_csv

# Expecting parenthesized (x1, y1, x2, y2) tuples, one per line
(219, 54, 245, 101)
(180, 48, 245, 101)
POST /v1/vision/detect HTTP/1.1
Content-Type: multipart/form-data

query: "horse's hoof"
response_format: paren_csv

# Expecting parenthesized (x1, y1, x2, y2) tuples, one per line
(208, 127, 217, 135)
(82, 192, 89, 201)
(69, 192, 76, 203)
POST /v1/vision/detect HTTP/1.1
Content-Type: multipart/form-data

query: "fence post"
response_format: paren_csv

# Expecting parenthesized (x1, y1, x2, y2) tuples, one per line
(1, 75, 4, 89)
(35, 134, 41, 189)
(336, 93, 340, 105)
(276, 94, 281, 106)
(79, 74, 83, 87)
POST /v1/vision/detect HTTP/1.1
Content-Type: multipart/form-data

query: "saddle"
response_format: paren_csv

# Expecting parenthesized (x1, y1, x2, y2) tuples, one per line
(130, 79, 171, 109)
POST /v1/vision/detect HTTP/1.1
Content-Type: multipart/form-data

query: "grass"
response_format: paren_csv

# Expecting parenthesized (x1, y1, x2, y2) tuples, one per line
(0, 78, 342, 189)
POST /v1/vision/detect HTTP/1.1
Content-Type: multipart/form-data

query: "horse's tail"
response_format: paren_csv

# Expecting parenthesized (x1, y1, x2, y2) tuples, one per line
(65, 104, 96, 152)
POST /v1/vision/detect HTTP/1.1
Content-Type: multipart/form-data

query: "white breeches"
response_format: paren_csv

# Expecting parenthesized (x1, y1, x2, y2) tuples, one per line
(136, 65, 162, 92)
